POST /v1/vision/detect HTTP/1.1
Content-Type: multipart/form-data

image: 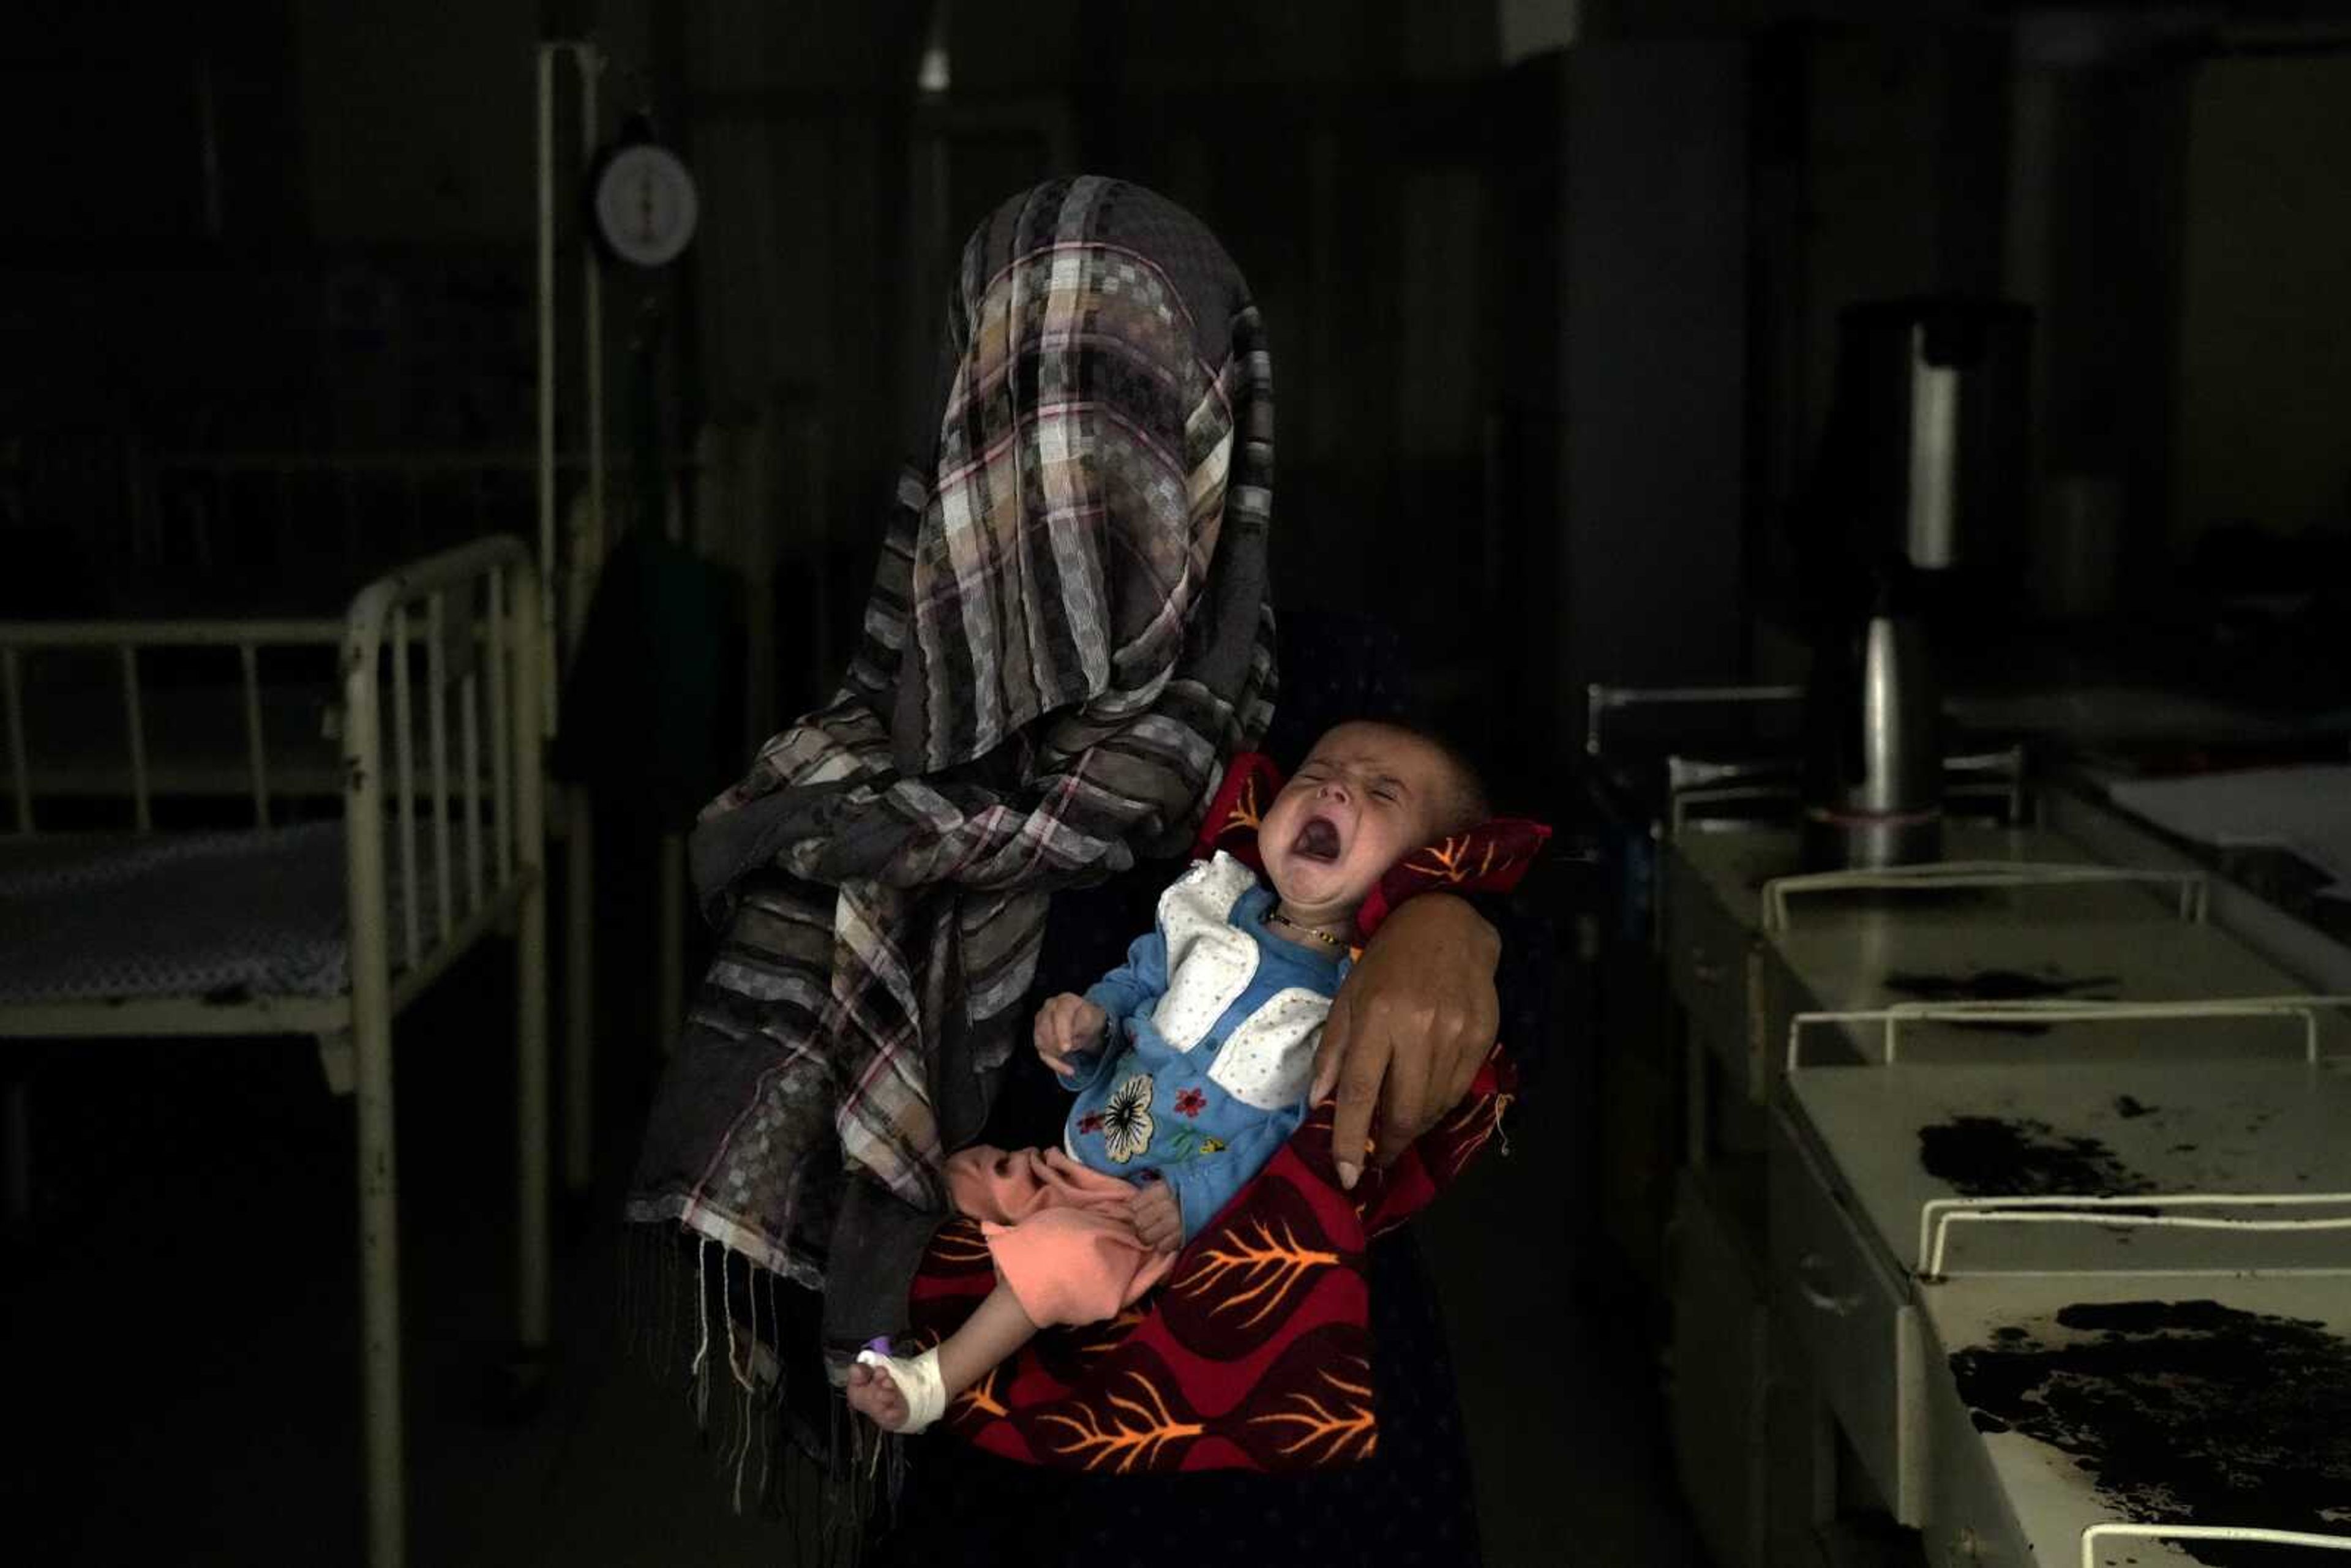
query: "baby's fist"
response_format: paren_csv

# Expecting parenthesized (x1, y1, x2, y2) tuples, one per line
(1130, 1179, 1183, 1253)
(1033, 992, 1106, 1076)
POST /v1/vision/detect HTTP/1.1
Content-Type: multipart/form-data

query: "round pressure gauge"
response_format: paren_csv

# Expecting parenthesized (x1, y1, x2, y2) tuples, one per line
(590, 142, 699, 269)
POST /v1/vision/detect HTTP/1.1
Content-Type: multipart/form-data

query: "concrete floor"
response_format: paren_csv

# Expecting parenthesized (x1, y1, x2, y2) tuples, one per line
(2, 858, 1703, 1566)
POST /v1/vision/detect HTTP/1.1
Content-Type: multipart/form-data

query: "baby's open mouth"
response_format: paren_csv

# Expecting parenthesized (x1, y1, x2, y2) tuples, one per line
(1292, 816, 1343, 863)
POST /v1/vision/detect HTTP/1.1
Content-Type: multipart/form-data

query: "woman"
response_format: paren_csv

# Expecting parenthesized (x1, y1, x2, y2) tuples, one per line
(627, 176, 1503, 1562)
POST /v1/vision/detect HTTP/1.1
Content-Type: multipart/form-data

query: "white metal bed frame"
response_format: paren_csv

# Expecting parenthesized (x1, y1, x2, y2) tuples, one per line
(0, 535, 547, 1568)
(10, 444, 628, 1204)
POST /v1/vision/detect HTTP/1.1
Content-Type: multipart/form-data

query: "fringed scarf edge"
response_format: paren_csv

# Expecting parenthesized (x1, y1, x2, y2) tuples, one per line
(617, 1218, 912, 1567)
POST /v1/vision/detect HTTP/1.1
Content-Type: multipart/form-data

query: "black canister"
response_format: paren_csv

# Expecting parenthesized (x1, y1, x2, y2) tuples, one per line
(1795, 298, 2028, 866)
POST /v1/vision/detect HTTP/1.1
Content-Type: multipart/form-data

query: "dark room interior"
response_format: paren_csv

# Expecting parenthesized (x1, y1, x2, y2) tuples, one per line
(6, 2, 2350, 1566)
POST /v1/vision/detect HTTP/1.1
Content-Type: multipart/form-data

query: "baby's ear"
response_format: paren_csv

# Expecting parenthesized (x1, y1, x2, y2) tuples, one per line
(1190, 752, 1286, 869)
(1352, 817, 1554, 943)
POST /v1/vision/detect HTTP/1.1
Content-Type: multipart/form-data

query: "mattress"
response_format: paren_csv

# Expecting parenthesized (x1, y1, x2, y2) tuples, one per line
(0, 822, 446, 1004)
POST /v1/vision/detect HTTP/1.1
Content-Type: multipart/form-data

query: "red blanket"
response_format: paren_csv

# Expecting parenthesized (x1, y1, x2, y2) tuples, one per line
(902, 754, 1550, 1472)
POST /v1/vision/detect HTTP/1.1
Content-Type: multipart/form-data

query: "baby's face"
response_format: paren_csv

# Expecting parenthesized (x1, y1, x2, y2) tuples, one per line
(1257, 722, 1457, 927)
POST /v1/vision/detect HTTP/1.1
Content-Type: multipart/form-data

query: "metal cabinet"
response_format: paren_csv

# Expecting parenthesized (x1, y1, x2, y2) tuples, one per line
(1914, 1329, 2027, 1568)
(1668, 1163, 1774, 1568)
(1768, 1105, 1926, 1528)
(1662, 840, 1764, 1087)
(1671, 1162, 1880, 1568)
(1661, 828, 1937, 1567)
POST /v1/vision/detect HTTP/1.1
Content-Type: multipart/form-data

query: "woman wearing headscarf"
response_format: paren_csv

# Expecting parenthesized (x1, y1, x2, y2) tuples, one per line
(628, 176, 1502, 1562)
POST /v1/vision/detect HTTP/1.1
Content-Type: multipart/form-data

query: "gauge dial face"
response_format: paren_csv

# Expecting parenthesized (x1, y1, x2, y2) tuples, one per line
(592, 143, 698, 268)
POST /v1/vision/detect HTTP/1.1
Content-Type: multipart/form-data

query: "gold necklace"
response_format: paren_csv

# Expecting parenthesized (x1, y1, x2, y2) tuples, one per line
(1267, 910, 1346, 949)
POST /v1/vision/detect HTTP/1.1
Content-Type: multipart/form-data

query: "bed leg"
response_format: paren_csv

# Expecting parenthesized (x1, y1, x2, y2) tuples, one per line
(564, 787, 593, 1195)
(346, 564, 406, 1566)
(504, 561, 552, 1417)
(315, 1030, 356, 1097)
(517, 819, 551, 1360)
(352, 973, 404, 1567)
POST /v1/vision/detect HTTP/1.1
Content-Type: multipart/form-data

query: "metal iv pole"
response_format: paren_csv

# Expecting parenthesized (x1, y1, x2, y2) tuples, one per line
(535, 38, 603, 1215)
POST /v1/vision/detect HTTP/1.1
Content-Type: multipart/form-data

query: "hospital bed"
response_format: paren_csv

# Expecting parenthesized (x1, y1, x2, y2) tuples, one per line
(0, 535, 546, 1567)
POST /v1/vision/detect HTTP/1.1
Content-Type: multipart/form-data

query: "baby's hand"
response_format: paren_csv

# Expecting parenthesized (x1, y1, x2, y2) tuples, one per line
(1130, 1179, 1183, 1254)
(1033, 992, 1106, 1077)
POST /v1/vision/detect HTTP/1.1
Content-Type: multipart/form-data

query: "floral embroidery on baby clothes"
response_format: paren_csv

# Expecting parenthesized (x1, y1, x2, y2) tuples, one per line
(1100, 1073, 1155, 1163)
(1076, 1111, 1105, 1135)
(1174, 1087, 1207, 1117)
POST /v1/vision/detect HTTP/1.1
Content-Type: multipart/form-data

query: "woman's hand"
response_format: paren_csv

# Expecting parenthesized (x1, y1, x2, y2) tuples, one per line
(1033, 992, 1106, 1076)
(1310, 893, 1500, 1190)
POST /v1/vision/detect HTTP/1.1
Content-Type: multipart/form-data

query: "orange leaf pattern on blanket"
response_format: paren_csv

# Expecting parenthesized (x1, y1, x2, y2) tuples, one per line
(1248, 1358, 1378, 1463)
(910, 1049, 1515, 1474)
(955, 1362, 1010, 1420)
(1174, 1217, 1340, 1330)
(929, 1219, 994, 1269)
(1034, 1372, 1205, 1472)
(1075, 1306, 1147, 1357)
(1223, 774, 1264, 836)
(1408, 832, 1509, 885)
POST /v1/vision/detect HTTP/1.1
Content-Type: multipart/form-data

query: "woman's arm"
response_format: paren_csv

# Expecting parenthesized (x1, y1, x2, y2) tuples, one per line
(1308, 892, 1502, 1190)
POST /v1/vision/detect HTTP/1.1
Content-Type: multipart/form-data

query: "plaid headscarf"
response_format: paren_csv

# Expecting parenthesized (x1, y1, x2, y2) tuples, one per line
(626, 178, 1277, 1362)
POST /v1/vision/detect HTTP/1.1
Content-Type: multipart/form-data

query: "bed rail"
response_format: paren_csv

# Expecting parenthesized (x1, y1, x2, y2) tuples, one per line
(5, 535, 538, 847)
(339, 535, 546, 980)
(1, 618, 342, 833)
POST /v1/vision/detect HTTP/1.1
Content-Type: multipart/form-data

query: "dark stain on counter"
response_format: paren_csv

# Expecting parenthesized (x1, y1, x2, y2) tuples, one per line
(1919, 1115, 2159, 1197)
(1950, 1300, 2351, 1566)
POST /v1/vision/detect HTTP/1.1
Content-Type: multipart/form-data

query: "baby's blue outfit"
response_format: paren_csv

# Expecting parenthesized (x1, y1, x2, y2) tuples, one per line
(1058, 851, 1349, 1245)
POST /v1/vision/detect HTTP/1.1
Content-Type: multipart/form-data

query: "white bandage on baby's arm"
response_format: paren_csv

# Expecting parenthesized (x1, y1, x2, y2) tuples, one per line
(854, 1345, 947, 1433)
